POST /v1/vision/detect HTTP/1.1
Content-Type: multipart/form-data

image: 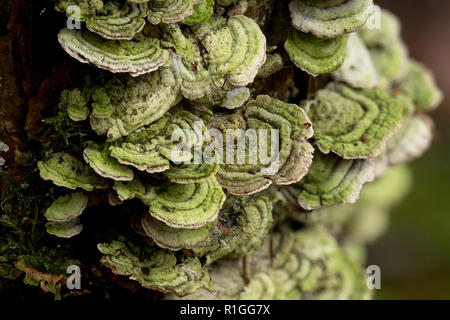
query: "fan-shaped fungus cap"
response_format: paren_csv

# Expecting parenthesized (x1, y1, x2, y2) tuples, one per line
(140, 177, 225, 229)
(191, 15, 266, 87)
(193, 195, 273, 265)
(97, 239, 215, 296)
(289, 0, 374, 38)
(147, 0, 195, 25)
(332, 33, 377, 88)
(60, 89, 90, 122)
(285, 151, 376, 210)
(141, 214, 216, 251)
(58, 28, 170, 76)
(38, 152, 109, 191)
(44, 192, 88, 222)
(396, 61, 443, 112)
(304, 83, 403, 159)
(83, 144, 134, 181)
(210, 95, 314, 195)
(285, 30, 349, 76)
(182, 0, 214, 25)
(45, 218, 83, 238)
(113, 178, 145, 201)
(89, 68, 182, 141)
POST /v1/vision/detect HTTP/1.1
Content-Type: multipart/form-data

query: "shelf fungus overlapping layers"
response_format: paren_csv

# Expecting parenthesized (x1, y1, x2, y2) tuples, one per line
(283, 151, 376, 211)
(113, 178, 145, 201)
(191, 14, 266, 87)
(209, 95, 314, 195)
(358, 7, 408, 89)
(182, 0, 215, 25)
(97, 239, 215, 296)
(58, 28, 170, 76)
(44, 192, 88, 222)
(147, 0, 195, 25)
(109, 111, 215, 179)
(285, 30, 349, 76)
(83, 144, 134, 181)
(384, 114, 434, 167)
(56, 0, 148, 40)
(60, 89, 90, 122)
(289, 0, 374, 38)
(140, 177, 226, 229)
(331, 33, 377, 89)
(89, 68, 182, 141)
(38, 152, 109, 191)
(395, 61, 443, 112)
(304, 83, 403, 159)
(44, 192, 87, 238)
(174, 224, 370, 300)
(193, 195, 273, 265)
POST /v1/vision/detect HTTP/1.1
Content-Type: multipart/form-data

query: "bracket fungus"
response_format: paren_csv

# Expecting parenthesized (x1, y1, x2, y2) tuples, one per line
(45, 218, 83, 239)
(97, 239, 214, 296)
(147, 0, 195, 25)
(194, 195, 273, 265)
(89, 68, 182, 141)
(289, 0, 374, 38)
(83, 144, 134, 181)
(38, 152, 108, 191)
(11, 0, 442, 300)
(304, 83, 403, 159)
(285, 30, 349, 76)
(109, 110, 212, 174)
(191, 15, 266, 87)
(56, 1, 148, 40)
(58, 28, 170, 76)
(210, 95, 314, 195)
(44, 192, 88, 222)
(283, 151, 376, 210)
(395, 61, 443, 112)
(331, 33, 377, 88)
(140, 177, 226, 229)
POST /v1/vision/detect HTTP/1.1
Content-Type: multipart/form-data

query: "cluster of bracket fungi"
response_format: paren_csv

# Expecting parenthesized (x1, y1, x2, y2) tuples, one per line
(1, 0, 442, 300)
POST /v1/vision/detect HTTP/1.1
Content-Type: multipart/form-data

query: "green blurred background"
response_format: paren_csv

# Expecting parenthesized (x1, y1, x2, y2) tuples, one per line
(368, 0, 450, 299)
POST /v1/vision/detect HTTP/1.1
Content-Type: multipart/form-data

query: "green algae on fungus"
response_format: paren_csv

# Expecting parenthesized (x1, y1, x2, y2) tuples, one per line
(58, 28, 170, 76)
(60, 89, 90, 122)
(38, 152, 108, 191)
(141, 214, 216, 251)
(285, 30, 349, 76)
(304, 83, 403, 159)
(174, 224, 370, 300)
(83, 144, 134, 181)
(395, 61, 443, 112)
(163, 161, 220, 184)
(210, 95, 314, 195)
(113, 177, 145, 201)
(45, 218, 83, 238)
(97, 238, 215, 296)
(191, 14, 266, 87)
(289, 0, 373, 38)
(193, 195, 273, 265)
(140, 177, 226, 229)
(44, 192, 88, 222)
(109, 110, 212, 175)
(220, 87, 250, 109)
(358, 7, 408, 89)
(89, 68, 182, 141)
(384, 114, 434, 166)
(147, 0, 195, 25)
(56, 0, 148, 40)
(182, 0, 215, 25)
(283, 151, 376, 210)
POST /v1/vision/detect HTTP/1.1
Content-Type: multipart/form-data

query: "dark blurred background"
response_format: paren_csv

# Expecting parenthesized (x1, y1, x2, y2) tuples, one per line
(368, 0, 450, 299)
